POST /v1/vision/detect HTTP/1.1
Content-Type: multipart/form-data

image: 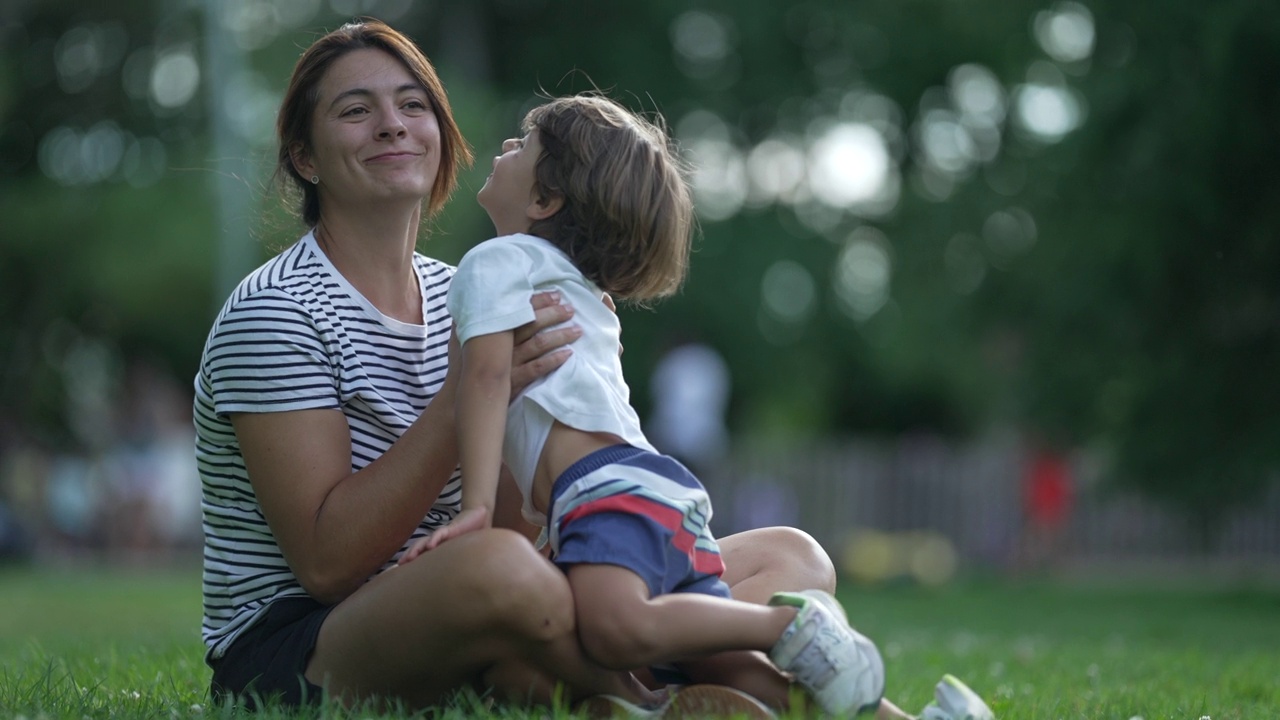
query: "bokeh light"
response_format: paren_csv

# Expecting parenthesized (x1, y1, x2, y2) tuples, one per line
(983, 206, 1038, 268)
(671, 10, 737, 81)
(121, 136, 168, 187)
(1034, 1, 1096, 64)
(680, 109, 748, 221)
(842, 529, 958, 586)
(761, 260, 817, 324)
(948, 64, 1007, 126)
(833, 226, 892, 322)
(54, 22, 128, 95)
(746, 136, 807, 207)
(222, 70, 279, 144)
(918, 109, 977, 176)
(36, 122, 166, 187)
(149, 45, 200, 110)
(1012, 60, 1086, 143)
(807, 121, 898, 215)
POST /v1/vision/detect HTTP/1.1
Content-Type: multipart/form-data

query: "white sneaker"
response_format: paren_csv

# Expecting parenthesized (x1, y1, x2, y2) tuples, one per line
(797, 588, 850, 623)
(767, 590, 885, 716)
(918, 675, 995, 720)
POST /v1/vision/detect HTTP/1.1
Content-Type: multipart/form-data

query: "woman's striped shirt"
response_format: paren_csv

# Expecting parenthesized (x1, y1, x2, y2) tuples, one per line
(193, 232, 460, 660)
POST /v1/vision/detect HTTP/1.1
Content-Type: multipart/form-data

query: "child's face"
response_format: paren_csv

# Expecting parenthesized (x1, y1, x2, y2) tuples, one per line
(477, 129, 545, 236)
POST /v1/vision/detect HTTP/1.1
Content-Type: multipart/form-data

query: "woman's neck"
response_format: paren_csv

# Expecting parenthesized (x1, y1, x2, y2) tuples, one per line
(315, 207, 424, 324)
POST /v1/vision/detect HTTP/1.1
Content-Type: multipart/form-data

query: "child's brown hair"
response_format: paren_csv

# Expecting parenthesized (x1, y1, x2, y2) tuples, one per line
(523, 94, 694, 302)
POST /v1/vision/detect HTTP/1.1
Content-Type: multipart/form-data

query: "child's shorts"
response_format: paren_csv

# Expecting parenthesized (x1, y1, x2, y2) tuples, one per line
(548, 444, 730, 599)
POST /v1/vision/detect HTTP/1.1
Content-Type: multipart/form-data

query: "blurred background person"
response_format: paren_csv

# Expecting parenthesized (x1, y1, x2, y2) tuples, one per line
(647, 334, 732, 480)
(1015, 433, 1076, 573)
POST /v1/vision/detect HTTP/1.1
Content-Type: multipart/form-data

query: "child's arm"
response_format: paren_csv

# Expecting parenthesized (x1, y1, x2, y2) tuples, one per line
(456, 330, 515, 512)
(412, 330, 514, 553)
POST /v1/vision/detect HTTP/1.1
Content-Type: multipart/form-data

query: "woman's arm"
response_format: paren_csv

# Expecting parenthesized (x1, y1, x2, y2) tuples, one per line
(233, 294, 576, 605)
(234, 371, 461, 605)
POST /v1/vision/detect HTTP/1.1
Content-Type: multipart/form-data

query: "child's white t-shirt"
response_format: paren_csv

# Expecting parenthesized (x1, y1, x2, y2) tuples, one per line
(447, 233, 655, 525)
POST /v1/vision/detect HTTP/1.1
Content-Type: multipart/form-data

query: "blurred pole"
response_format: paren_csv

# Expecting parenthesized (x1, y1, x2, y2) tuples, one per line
(202, 1, 255, 308)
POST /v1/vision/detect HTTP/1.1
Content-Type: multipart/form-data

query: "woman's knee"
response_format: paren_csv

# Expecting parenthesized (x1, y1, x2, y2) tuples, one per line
(461, 530, 576, 641)
(769, 526, 837, 588)
(721, 525, 837, 594)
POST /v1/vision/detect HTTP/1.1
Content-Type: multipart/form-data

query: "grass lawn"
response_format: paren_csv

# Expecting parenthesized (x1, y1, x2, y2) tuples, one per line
(1, 561, 1277, 719)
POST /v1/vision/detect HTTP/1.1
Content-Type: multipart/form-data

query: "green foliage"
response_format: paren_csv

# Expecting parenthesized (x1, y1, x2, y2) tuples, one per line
(982, 1, 1280, 539)
(0, 162, 221, 448)
(2, 0, 1278, 529)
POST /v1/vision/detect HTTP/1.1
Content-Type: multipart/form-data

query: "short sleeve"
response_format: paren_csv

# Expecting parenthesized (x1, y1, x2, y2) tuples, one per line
(202, 289, 339, 415)
(447, 240, 538, 344)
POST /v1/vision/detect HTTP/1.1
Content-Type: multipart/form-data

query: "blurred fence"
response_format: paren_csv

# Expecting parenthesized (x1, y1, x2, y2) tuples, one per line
(702, 433, 1280, 581)
(7, 426, 1279, 576)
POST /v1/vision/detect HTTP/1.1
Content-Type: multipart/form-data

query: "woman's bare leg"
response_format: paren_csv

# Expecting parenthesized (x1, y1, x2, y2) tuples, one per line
(718, 526, 837, 602)
(304, 528, 649, 709)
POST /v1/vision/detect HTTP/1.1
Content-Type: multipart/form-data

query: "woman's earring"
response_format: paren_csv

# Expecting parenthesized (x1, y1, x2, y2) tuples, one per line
(310, 175, 319, 184)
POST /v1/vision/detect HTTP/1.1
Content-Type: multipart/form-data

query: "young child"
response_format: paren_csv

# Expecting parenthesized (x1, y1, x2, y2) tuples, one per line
(394, 93, 879, 715)
(403, 94, 992, 720)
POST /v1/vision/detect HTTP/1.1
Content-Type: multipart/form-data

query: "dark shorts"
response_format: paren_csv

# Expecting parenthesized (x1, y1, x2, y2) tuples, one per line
(208, 596, 335, 710)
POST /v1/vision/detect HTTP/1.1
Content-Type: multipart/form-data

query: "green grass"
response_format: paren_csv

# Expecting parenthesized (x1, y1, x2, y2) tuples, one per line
(2, 562, 1278, 719)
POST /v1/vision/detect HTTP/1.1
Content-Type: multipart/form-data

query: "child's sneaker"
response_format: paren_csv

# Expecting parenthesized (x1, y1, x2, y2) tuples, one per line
(767, 590, 885, 716)
(918, 674, 995, 720)
(662, 684, 776, 720)
(796, 588, 850, 623)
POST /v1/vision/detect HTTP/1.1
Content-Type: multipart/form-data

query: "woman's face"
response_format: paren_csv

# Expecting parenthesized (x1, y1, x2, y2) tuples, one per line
(296, 48, 442, 217)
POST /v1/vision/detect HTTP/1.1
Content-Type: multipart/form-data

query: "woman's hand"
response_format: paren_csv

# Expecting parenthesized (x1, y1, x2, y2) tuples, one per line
(510, 291, 582, 396)
(398, 506, 490, 564)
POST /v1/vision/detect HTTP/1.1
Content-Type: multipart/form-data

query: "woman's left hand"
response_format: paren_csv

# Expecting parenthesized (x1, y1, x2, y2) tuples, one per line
(510, 291, 582, 395)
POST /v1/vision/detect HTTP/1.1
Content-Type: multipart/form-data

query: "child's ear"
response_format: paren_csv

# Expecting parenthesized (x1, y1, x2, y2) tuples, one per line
(527, 193, 564, 221)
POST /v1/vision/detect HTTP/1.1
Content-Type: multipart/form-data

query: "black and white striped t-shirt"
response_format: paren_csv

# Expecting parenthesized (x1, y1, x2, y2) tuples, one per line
(194, 231, 460, 660)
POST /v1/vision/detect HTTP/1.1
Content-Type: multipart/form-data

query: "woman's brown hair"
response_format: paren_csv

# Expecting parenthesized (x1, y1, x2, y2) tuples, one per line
(524, 94, 694, 302)
(274, 18, 473, 226)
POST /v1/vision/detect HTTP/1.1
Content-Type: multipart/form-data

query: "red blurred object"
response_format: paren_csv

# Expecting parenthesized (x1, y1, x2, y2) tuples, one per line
(1024, 450, 1073, 530)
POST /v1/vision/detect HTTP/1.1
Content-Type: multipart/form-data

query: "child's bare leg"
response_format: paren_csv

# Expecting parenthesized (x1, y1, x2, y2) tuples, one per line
(568, 564, 797, 668)
(566, 561, 803, 712)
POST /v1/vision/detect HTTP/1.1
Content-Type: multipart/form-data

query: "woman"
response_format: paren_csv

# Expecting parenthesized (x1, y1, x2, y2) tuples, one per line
(194, 18, 842, 713)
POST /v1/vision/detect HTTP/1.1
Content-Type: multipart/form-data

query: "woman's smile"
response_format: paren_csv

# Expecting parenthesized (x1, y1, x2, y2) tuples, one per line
(366, 149, 422, 163)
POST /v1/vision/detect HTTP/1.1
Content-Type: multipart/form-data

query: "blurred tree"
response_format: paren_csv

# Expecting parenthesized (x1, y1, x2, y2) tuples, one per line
(984, 1, 1280, 547)
(0, 2, 222, 448)
(1, 0, 1277, 543)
